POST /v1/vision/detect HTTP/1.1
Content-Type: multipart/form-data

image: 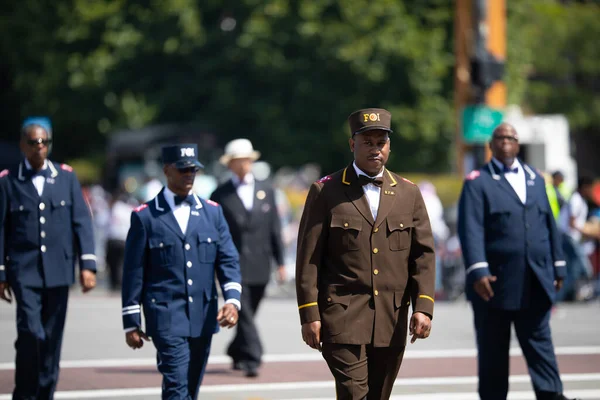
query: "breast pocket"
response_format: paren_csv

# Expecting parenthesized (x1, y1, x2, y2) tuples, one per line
(198, 232, 218, 263)
(487, 203, 511, 234)
(9, 205, 31, 238)
(387, 215, 413, 251)
(330, 214, 363, 251)
(149, 238, 175, 266)
(51, 198, 72, 222)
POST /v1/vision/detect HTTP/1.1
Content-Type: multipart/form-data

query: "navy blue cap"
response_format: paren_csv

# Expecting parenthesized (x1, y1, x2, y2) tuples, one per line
(161, 144, 204, 170)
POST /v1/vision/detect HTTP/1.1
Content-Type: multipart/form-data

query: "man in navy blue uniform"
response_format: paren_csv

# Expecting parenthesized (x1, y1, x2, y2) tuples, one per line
(0, 117, 97, 400)
(458, 123, 577, 400)
(122, 143, 242, 400)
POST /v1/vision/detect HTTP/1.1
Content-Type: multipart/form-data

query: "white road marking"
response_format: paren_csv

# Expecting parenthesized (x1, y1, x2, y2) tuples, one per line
(1, 346, 598, 370)
(0, 373, 599, 399)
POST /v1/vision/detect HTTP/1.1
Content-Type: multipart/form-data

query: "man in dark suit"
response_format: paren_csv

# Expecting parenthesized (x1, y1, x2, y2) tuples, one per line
(210, 138, 286, 377)
(0, 117, 97, 400)
(457, 123, 578, 400)
(122, 144, 242, 400)
(295, 108, 436, 400)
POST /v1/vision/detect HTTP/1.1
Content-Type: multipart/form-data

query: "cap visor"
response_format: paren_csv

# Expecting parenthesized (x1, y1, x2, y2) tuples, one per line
(353, 126, 393, 135)
(175, 160, 204, 170)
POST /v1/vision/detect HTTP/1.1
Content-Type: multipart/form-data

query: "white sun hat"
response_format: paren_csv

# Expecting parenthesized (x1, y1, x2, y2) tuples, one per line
(219, 138, 261, 165)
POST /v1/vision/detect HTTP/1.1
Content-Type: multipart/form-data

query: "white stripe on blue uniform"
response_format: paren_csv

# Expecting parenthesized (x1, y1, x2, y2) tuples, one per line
(466, 261, 488, 275)
(223, 282, 242, 292)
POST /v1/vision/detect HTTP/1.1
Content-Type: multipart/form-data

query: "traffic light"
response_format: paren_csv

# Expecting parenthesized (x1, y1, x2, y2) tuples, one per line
(471, 51, 505, 95)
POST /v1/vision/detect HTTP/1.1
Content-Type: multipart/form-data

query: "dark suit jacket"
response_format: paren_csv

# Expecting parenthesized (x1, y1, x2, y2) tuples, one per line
(295, 164, 436, 347)
(457, 160, 566, 310)
(210, 177, 284, 285)
(0, 160, 96, 288)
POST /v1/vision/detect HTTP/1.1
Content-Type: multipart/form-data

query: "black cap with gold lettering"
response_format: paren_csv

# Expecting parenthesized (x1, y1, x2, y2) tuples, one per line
(348, 108, 393, 136)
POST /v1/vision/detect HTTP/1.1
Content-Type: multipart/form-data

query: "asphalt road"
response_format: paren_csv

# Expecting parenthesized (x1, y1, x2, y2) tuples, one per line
(1, 284, 599, 400)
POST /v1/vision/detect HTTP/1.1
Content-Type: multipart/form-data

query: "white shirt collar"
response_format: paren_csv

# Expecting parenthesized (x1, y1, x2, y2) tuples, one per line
(491, 157, 520, 172)
(232, 173, 255, 186)
(352, 161, 384, 179)
(24, 159, 48, 171)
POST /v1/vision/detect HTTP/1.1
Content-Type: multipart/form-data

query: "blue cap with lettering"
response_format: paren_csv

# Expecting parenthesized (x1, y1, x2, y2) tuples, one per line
(161, 144, 204, 170)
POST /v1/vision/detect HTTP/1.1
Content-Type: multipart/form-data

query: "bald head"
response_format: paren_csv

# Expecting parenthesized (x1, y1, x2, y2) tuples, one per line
(489, 123, 520, 166)
(492, 123, 518, 138)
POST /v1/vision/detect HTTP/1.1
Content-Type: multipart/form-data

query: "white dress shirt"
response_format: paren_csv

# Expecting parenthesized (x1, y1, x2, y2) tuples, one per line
(353, 162, 384, 219)
(163, 187, 192, 234)
(492, 157, 526, 204)
(24, 159, 48, 196)
(232, 173, 255, 211)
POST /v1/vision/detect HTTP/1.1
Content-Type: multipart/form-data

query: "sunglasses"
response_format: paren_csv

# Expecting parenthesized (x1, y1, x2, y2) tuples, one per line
(176, 167, 197, 174)
(492, 135, 518, 142)
(26, 138, 52, 147)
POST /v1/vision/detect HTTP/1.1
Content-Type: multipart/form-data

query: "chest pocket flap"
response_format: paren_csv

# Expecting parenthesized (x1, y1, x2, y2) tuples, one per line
(330, 214, 362, 251)
(149, 238, 175, 266)
(330, 214, 363, 231)
(198, 232, 218, 262)
(387, 215, 413, 251)
(51, 199, 72, 209)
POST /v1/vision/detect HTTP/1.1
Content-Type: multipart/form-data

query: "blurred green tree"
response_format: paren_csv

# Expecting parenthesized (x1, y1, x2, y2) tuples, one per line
(0, 0, 455, 174)
(0, 0, 598, 178)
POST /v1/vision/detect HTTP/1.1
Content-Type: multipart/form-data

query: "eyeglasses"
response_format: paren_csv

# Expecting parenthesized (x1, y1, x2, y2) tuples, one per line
(492, 135, 518, 142)
(26, 138, 52, 147)
(176, 167, 197, 174)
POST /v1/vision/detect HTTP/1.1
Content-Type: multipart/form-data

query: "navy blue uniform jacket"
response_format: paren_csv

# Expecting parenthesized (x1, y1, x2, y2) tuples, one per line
(121, 189, 242, 338)
(0, 160, 96, 287)
(457, 161, 566, 309)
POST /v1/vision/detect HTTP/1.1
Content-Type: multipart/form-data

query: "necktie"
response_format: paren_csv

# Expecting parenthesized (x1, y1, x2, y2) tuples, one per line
(358, 175, 383, 187)
(174, 194, 195, 206)
(503, 165, 518, 174)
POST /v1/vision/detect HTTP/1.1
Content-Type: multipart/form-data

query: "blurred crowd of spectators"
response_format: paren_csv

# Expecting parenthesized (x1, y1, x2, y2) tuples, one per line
(80, 164, 600, 304)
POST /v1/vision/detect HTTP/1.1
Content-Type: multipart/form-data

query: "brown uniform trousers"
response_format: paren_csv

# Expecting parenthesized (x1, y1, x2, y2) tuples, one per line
(296, 165, 436, 400)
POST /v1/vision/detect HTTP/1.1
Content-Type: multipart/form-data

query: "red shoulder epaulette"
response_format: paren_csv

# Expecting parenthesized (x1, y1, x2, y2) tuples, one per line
(61, 163, 73, 172)
(317, 175, 331, 183)
(206, 199, 219, 207)
(0, 169, 9, 178)
(401, 177, 414, 185)
(466, 170, 480, 181)
(134, 204, 148, 212)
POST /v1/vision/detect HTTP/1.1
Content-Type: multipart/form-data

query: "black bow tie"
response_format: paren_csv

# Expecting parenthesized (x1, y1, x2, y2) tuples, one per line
(24, 167, 50, 179)
(503, 165, 518, 174)
(174, 194, 195, 206)
(358, 175, 383, 187)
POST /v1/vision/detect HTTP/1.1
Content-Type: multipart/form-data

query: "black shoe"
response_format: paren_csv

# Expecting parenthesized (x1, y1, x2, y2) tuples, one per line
(245, 365, 259, 378)
(553, 394, 580, 400)
(537, 392, 579, 400)
(232, 361, 243, 371)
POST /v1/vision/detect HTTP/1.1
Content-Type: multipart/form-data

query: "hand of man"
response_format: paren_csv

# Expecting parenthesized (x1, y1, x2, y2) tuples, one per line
(554, 278, 564, 291)
(301, 321, 322, 351)
(276, 265, 287, 283)
(125, 329, 149, 350)
(217, 303, 239, 328)
(474, 275, 497, 301)
(80, 269, 96, 293)
(0, 282, 12, 304)
(409, 312, 432, 344)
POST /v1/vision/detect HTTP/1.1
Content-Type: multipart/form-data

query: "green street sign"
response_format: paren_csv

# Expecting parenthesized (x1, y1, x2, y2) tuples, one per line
(462, 106, 504, 144)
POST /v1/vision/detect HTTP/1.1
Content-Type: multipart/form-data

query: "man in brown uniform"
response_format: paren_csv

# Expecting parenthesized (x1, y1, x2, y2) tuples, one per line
(295, 108, 436, 400)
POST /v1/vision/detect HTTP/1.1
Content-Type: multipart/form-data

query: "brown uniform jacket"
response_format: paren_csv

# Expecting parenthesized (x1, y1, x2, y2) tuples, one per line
(295, 164, 435, 347)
